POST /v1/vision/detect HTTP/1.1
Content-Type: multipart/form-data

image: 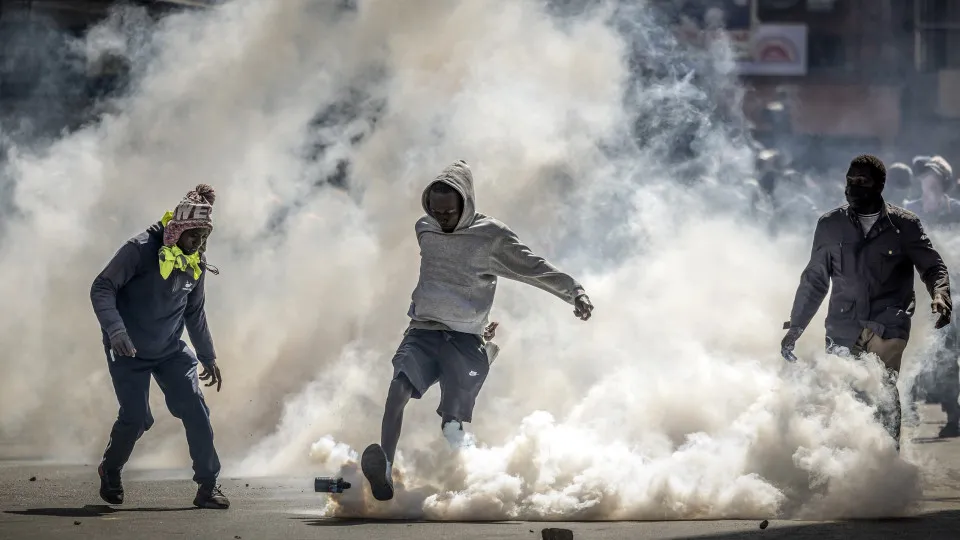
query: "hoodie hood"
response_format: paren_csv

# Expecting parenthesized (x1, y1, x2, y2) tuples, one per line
(421, 160, 477, 231)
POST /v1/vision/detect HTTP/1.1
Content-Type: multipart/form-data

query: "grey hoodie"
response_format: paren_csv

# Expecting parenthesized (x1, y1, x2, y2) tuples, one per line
(407, 160, 585, 336)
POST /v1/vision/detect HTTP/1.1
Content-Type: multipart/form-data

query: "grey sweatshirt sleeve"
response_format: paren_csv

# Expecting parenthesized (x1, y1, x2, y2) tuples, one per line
(489, 227, 585, 304)
(184, 270, 217, 364)
(90, 242, 141, 339)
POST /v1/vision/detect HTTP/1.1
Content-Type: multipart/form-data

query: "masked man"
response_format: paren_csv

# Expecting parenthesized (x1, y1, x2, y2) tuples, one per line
(781, 155, 952, 450)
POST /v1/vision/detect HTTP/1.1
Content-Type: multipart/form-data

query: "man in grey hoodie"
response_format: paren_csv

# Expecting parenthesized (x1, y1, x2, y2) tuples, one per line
(361, 160, 593, 502)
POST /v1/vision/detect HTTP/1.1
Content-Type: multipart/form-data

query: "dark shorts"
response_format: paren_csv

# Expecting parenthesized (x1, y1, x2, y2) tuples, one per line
(391, 328, 490, 423)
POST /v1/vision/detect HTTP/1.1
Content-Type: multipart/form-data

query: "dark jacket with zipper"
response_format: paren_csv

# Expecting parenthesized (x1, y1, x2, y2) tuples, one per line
(788, 202, 951, 349)
(90, 222, 216, 363)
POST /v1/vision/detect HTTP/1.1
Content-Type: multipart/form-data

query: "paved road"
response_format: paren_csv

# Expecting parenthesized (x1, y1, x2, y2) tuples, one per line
(3, 405, 960, 540)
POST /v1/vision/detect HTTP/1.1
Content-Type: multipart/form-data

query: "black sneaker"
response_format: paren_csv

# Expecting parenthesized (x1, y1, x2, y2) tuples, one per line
(98, 464, 124, 505)
(903, 403, 921, 427)
(939, 422, 960, 439)
(361, 443, 394, 501)
(193, 484, 230, 509)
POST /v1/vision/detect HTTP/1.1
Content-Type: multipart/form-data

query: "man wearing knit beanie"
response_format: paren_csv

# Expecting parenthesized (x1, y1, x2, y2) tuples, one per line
(90, 184, 229, 510)
(906, 156, 960, 223)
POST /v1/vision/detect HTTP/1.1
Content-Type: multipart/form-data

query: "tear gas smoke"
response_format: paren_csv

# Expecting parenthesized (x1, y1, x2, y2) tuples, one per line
(0, 0, 940, 521)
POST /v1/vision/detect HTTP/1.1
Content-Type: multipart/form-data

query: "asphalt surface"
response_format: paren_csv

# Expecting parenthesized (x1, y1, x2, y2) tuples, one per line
(3, 405, 960, 540)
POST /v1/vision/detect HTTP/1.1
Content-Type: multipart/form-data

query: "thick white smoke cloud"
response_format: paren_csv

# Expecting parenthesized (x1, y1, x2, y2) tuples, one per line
(0, 0, 939, 520)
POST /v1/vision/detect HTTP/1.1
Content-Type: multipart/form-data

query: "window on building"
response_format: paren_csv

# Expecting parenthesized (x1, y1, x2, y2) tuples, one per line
(915, 0, 960, 71)
(756, 0, 807, 23)
(807, 31, 847, 69)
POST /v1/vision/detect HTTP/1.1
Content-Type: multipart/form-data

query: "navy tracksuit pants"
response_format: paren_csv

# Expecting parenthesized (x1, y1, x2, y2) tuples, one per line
(100, 343, 221, 486)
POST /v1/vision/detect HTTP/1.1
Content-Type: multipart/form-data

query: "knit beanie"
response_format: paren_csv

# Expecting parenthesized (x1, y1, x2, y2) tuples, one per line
(163, 184, 215, 247)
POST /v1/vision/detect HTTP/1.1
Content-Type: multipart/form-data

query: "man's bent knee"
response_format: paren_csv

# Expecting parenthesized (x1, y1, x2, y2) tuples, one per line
(386, 375, 415, 406)
(114, 417, 153, 440)
(117, 406, 153, 430)
(169, 396, 211, 422)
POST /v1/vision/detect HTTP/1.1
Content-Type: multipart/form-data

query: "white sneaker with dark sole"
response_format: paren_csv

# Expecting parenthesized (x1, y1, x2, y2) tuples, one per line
(361, 443, 394, 501)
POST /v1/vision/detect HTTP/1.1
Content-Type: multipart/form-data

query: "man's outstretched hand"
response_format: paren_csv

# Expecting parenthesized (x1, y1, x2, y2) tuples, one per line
(933, 293, 952, 329)
(483, 321, 499, 341)
(574, 293, 593, 321)
(109, 331, 137, 358)
(199, 362, 223, 392)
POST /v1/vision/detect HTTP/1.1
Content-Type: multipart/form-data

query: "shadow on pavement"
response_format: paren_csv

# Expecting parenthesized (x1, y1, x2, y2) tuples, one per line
(296, 517, 517, 527)
(685, 510, 960, 539)
(5, 505, 196, 518)
(925, 496, 960, 503)
(297, 517, 418, 527)
(911, 437, 949, 444)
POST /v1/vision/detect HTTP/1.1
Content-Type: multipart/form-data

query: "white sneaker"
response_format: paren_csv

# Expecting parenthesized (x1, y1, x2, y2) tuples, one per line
(442, 421, 476, 449)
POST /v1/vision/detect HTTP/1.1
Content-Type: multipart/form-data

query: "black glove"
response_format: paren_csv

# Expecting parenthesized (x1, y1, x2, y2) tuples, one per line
(109, 331, 137, 358)
(781, 324, 803, 362)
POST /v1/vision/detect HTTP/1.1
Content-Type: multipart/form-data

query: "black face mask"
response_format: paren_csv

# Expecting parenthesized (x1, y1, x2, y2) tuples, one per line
(845, 184, 883, 213)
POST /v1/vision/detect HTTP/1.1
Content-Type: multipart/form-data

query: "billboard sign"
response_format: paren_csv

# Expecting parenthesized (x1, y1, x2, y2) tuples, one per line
(734, 24, 808, 76)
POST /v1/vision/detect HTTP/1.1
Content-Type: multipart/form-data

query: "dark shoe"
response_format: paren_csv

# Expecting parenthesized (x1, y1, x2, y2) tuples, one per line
(98, 464, 124, 505)
(903, 403, 921, 427)
(193, 484, 230, 509)
(938, 422, 960, 438)
(361, 443, 394, 501)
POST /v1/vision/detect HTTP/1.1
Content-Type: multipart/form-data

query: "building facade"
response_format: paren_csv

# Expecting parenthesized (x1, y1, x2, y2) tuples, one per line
(734, 0, 960, 165)
(4, 1, 957, 167)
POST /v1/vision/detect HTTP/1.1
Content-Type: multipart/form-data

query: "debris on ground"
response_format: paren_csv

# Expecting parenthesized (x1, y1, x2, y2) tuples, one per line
(28, 477, 36, 482)
(74, 521, 81, 526)
(760, 520, 769, 529)
(541, 528, 573, 540)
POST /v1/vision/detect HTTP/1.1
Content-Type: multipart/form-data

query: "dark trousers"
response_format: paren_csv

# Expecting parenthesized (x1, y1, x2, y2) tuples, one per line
(100, 343, 221, 486)
(936, 353, 960, 424)
(916, 352, 960, 424)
